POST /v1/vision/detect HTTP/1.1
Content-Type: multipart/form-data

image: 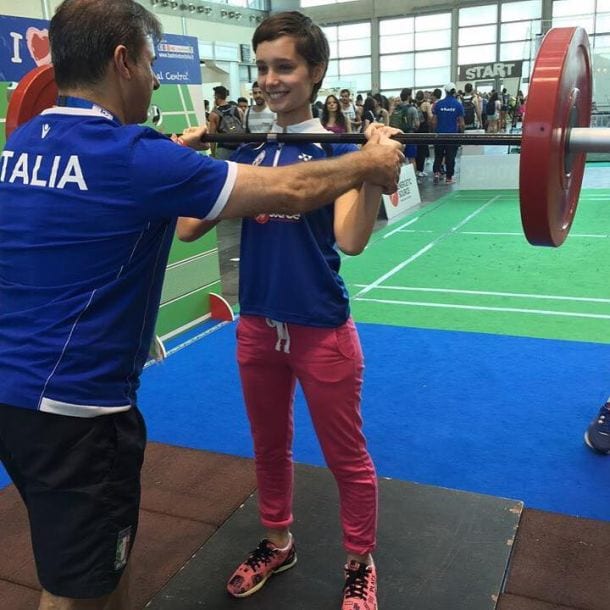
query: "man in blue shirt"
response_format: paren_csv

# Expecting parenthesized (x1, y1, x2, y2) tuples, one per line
(0, 1, 404, 608)
(432, 82, 464, 185)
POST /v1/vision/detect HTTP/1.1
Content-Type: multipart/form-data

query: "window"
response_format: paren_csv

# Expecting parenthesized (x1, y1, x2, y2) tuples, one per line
(459, 4, 497, 27)
(501, 0, 542, 22)
(321, 22, 371, 96)
(380, 11, 451, 93)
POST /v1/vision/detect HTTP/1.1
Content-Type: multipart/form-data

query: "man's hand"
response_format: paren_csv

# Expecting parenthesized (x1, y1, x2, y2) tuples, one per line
(361, 123, 405, 194)
(172, 125, 210, 151)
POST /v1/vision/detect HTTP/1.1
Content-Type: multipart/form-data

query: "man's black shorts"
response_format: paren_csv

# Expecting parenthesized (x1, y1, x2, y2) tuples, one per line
(0, 403, 146, 598)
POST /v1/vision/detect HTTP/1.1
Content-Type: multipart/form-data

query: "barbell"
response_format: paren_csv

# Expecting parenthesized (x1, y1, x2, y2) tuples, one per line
(3, 26, 600, 247)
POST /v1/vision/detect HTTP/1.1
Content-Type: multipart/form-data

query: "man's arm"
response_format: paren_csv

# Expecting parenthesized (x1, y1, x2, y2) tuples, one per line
(220, 132, 401, 219)
(177, 124, 403, 232)
(208, 111, 219, 156)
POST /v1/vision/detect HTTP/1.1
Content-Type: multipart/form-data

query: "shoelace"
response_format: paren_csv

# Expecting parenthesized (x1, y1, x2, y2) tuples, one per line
(245, 540, 277, 570)
(344, 564, 370, 600)
(597, 406, 610, 432)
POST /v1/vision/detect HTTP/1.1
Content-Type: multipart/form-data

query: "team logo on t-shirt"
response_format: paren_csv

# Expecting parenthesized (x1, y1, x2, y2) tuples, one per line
(255, 213, 301, 224)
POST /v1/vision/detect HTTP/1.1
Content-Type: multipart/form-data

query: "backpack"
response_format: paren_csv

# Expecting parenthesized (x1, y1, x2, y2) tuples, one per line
(463, 95, 476, 126)
(215, 105, 245, 149)
(389, 103, 416, 133)
(486, 99, 496, 116)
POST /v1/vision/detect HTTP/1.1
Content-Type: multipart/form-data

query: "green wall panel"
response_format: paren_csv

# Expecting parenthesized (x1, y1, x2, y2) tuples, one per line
(156, 281, 223, 338)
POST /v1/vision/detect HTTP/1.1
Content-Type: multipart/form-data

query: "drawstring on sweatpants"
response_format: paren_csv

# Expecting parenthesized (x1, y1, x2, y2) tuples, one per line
(266, 318, 291, 353)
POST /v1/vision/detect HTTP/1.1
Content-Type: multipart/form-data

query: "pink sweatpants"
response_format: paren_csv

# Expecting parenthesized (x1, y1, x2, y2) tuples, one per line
(236, 314, 378, 556)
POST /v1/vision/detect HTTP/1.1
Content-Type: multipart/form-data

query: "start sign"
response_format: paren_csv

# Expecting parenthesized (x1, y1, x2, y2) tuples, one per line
(458, 61, 523, 81)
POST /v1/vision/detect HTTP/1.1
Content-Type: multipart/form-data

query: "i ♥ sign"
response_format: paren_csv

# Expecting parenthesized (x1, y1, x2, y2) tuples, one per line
(26, 27, 51, 67)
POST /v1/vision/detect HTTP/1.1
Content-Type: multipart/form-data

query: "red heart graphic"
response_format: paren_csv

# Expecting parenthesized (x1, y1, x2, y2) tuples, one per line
(26, 27, 51, 67)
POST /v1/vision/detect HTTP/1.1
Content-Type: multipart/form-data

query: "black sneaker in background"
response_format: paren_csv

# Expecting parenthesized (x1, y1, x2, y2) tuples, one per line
(585, 403, 610, 454)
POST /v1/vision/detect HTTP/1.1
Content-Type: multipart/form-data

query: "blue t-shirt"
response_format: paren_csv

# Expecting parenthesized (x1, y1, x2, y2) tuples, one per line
(433, 95, 464, 133)
(0, 101, 237, 415)
(232, 119, 357, 327)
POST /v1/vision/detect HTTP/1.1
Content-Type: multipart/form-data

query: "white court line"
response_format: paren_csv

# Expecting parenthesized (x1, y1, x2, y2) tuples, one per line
(395, 229, 435, 233)
(383, 216, 420, 239)
(354, 195, 500, 299)
(352, 284, 610, 304)
(176, 85, 192, 128)
(144, 320, 232, 369)
(356, 297, 610, 320)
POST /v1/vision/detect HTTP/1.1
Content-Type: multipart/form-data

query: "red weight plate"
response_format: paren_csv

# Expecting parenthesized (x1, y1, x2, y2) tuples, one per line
(5, 64, 57, 139)
(519, 27, 592, 247)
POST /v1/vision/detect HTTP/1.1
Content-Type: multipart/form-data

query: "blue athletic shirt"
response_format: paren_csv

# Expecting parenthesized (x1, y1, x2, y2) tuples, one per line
(433, 95, 464, 133)
(0, 100, 237, 415)
(232, 118, 358, 327)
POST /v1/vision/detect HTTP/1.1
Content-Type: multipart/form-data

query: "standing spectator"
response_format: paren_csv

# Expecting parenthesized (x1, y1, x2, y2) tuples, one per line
(414, 89, 432, 178)
(237, 96, 249, 117)
(321, 94, 351, 133)
(500, 87, 509, 132)
(339, 88, 361, 132)
(208, 85, 245, 160)
(372, 93, 389, 125)
(360, 96, 377, 132)
(432, 82, 464, 185)
(486, 91, 501, 134)
(462, 83, 481, 130)
(389, 88, 419, 166)
(244, 80, 276, 133)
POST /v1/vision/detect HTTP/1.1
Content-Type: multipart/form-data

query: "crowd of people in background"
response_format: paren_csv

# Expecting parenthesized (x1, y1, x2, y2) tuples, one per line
(201, 83, 527, 186)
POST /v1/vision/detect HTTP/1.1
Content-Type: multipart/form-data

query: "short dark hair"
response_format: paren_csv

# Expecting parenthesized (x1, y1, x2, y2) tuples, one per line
(237, 97, 248, 104)
(50, 0, 162, 90)
(213, 85, 229, 100)
(433, 88, 442, 100)
(400, 88, 412, 102)
(340, 89, 351, 96)
(465, 83, 473, 93)
(252, 11, 329, 103)
(252, 81, 260, 89)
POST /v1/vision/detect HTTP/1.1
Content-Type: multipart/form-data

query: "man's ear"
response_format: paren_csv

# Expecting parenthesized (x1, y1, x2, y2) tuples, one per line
(113, 45, 132, 79)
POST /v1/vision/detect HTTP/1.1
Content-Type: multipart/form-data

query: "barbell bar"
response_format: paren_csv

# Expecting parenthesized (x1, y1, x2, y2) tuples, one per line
(3, 26, 598, 247)
(200, 129, 610, 151)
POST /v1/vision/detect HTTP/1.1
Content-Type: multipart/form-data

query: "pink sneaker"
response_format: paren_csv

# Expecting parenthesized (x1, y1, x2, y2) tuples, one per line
(226, 536, 297, 598)
(342, 560, 378, 610)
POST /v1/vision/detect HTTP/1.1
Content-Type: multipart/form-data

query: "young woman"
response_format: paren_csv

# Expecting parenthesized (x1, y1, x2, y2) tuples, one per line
(486, 91, 501, 134)
(360, 95, 377, 132)
(321, 94, 351, 133)
(178, 11, 402, 610)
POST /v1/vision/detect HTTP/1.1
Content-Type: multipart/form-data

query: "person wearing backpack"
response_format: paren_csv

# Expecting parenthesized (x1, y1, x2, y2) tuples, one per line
(209, 85, 246, 159)
(462, 83, 481, 130)
(389, 88, 419, 164)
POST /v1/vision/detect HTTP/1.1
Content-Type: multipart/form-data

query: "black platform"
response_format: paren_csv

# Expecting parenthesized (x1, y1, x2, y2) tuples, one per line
(147, 464, 523, 609)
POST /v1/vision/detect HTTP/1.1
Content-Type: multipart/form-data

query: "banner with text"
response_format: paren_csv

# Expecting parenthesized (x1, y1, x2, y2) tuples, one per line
(458, 61, 523, 81)
(0, 15, 51, 82)
(154, 34, 201, 85)
(0, 16, 201, 86)
(381, 164, 421, 220)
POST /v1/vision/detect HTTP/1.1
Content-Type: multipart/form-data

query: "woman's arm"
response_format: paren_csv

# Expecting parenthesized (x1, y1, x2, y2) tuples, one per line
(333, 126, 402, 255)
(176, 218, 219, 242)
(333, 183, 382, 255)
